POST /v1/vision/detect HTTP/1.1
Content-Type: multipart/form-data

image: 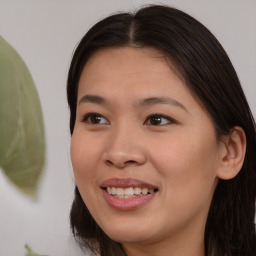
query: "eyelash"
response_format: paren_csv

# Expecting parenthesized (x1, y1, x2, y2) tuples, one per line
(81, 112, 109, 124)
(144, 114, 175, 126)
(81, 113, 175, 126)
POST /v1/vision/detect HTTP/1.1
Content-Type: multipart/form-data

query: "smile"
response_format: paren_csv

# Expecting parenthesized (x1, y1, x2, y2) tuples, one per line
(105, 187, 156, 198)
(101, 178, 159, 210)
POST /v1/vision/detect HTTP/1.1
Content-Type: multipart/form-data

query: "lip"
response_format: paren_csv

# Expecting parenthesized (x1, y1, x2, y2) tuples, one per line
(101, 178, 158, 211)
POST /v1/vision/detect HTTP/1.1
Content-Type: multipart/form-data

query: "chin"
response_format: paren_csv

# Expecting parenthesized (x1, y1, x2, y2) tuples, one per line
(101, 220, 153, 244)
(108, 231, 150, 245)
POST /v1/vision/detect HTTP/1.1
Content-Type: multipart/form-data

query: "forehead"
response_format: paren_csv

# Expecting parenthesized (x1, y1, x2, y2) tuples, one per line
(78, 47, 184, 95)
(80, 47, 198, 109)
(85, 47, 166, 76)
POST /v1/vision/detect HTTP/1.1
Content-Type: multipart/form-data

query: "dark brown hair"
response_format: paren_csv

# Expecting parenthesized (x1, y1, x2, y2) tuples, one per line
(67, 5, 256, 256)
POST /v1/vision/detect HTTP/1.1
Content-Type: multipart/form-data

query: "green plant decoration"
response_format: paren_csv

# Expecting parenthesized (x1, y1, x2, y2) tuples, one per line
(0, 36, 45, 197)
(25, 244, 48, 256)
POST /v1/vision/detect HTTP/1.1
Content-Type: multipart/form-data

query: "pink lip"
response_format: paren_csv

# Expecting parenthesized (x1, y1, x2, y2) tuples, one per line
(100, 178, 158, 211)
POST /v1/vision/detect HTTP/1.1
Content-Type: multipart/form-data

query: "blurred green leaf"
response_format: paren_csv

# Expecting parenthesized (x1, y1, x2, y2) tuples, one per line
(25, 244, 48, 256)
(0, 36, 45, 197)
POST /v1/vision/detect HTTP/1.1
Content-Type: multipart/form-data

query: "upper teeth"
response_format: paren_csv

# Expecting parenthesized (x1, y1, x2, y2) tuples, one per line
(106, 187, 154, 198)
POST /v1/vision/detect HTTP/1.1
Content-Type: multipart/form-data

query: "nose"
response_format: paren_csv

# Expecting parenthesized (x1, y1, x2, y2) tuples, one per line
(103, 126, 146, 169)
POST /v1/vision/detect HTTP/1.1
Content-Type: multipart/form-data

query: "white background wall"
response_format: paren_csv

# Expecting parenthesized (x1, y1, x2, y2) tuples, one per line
(0, 0, 255, 255)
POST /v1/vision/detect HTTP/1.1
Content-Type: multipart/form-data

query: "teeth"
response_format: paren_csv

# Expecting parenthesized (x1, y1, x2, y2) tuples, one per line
(106, 187, 156, 198)
(112, 187, 117, 195)
(142, 188, 148, 195)
(116, 188, 124, 196)
(134, 187, 141, 195)
(124, 187, 134, 196)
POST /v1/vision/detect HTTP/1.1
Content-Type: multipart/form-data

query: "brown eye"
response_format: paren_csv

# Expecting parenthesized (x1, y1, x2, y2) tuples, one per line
(145, 114, 174, 126)
(82, 113, 109, 124)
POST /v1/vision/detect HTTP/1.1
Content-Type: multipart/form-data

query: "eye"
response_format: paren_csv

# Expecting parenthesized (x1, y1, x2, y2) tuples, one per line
(144, 114, 174, 126)
(81, 113, 109, 125)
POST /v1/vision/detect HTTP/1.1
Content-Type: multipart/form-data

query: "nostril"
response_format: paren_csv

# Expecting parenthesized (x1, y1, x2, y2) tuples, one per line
(105, 160, 113, 166)
(105, 159, 137, 168)
(105, 159, 126, 168)
(103, 149, 146, 168)
(125, 160, 136, 164)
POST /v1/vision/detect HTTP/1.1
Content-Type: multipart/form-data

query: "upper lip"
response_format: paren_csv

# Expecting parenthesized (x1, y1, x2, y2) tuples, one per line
(100, 178, 158, 190)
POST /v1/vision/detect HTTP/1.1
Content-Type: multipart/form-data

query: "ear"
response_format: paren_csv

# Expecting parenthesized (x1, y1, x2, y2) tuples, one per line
(217, 126, 246, 180)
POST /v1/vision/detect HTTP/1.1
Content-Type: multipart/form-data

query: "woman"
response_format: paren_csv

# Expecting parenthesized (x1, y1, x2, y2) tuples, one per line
(67, 5, 256, 256)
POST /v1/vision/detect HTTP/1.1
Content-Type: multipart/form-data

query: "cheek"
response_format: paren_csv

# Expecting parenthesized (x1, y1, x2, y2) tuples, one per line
(149, 131, 219, 194)
(70, 131, 100, 184)
(147, 132, 219, 229)
(70, 131, 104, 214)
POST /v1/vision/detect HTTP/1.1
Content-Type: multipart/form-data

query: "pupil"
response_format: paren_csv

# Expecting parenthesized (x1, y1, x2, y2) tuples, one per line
(151, 116, 161, 125)
(91, 114, 101, 124)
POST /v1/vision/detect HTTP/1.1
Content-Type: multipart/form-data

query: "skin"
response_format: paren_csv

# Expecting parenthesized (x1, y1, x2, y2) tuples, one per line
(71, 47, 227, 256)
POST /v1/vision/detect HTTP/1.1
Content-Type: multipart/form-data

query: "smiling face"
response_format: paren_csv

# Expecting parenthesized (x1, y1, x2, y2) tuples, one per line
(71, 47, 222, 255)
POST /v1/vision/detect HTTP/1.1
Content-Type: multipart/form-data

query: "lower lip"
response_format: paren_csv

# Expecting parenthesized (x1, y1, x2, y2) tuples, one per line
(102, 189, 156, 211)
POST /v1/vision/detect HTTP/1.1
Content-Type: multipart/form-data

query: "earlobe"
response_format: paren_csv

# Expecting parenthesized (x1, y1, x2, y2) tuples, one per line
(217, 126, 246, 180)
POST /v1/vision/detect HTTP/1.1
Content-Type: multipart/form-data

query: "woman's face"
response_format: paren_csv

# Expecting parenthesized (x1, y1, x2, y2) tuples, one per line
(71, 47, 222, 251)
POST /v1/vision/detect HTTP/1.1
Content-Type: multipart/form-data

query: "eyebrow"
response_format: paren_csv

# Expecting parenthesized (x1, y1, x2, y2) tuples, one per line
(78, 94, 109, 105)
(78, 94, 187, 111)
(140, 97, 187, 111)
